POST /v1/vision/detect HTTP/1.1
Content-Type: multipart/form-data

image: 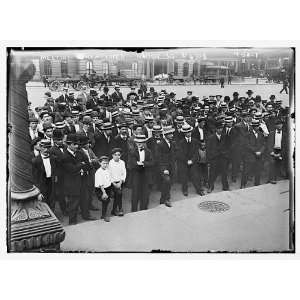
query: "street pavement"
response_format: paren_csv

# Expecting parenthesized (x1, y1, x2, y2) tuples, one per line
(61, 180, 290, 252)
(26, 82, 290, 109)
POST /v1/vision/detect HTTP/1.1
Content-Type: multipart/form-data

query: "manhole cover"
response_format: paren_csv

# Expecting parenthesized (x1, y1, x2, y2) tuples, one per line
(198, 201, 230, 213)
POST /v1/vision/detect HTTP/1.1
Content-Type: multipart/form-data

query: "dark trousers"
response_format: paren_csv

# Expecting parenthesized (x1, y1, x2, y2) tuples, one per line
(178, 163, 201, 193)
(160, 173, 172, 204)
(112, 183, 123, 213)
(80, 178, 90, 218)
(43, 178, 54, 210)
(65, 195, 80, 222)
(268, 158, 283, 181)
(280, 87, 288, 94)
(197, 163, 208, 191)
(96, 186, 112, 217)
(231, 151, 242, 179)
(52, 182, 66, 214)
(208, 158, 229, 190)
(241, 158, 263, 187)
(131, 169, 149, 212)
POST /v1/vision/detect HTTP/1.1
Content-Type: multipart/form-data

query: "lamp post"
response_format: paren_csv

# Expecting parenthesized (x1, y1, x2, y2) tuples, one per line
(8, 52, 65, 252)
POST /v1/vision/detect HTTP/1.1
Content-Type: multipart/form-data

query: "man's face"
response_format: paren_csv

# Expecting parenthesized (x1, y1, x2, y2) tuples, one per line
(30, 122, 37, 130)
(198, 121, 205, 128)
(66, 117, 73, 124)
(81, 143, 89, 150)
(40, 146, 49, 156)
(112, 152, 121, 162)
(120, 127, 128, 136)
(135, 127, 143, 135)
(177, 122, 183, 129)
(92, 116, 98, 123)
(44, 116, 52, 123)
(184, 132, 192, 139)
(275, 123, 283, 131)
(147, 121, 154, 129)
(72, 116, 79, 123)
(69, 142, 78, 152)
(266, 105, 273, 112)
(45, 128, 53, 138)
(153, 132, 161, 139)
(216, 127, 223, 135)
(136, 142, 145, 150)
(100, 160, 108, 169)
(165, 133, 173, 141)
(83, 124, 89, 131)
(200, 142, 206, 149)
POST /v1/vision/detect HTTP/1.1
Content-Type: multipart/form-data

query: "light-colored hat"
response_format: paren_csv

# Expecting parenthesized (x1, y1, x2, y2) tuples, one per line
(181, 124, 193, 133)
(163, 126, 175, 135)
(134, 134, 148, 143)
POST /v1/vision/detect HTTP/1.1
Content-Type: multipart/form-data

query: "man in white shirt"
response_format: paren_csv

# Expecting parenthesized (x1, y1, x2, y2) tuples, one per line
(109, 148, 127, 216)
(254, 112, 269, 137)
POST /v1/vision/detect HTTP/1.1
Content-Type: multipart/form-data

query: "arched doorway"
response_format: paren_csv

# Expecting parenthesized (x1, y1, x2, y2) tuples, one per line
(183, 62, 189, 76)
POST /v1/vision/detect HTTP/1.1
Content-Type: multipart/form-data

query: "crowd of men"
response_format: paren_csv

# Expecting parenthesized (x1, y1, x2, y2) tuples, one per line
(27, 84, 290, 225)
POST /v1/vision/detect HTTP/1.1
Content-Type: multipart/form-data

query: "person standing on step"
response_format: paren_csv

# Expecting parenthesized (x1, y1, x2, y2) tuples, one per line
(95, 156, 112, 222)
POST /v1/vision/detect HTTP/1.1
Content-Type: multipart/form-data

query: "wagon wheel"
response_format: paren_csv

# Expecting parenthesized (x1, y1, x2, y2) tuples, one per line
(76, 81, 86, 91)
(50, 80, 61, 91)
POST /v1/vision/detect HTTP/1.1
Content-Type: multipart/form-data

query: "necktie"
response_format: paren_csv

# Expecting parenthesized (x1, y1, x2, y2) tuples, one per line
(277, 130, 281, 134)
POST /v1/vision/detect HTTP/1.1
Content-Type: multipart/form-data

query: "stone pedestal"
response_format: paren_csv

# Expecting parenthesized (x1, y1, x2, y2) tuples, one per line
(8, 53, 65, 252)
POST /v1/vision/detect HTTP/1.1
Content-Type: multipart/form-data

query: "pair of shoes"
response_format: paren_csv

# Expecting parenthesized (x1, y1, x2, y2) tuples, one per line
(89, 205, 99, 211)
(104, 215, 110, 222)
(111, 210, 118, 216)
(223, 188, 230, 191)
(82, 215, 97, 221)
(270, 180, 277, 184)
(183, 191, 188, 196)
(199, 191, 205, 196)
(165, 201, 172, 207)
(118, 209, 124, 217)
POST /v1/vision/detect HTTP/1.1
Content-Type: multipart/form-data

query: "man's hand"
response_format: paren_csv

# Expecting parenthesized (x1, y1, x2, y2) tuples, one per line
(102, 193, 108, 201)
(255, 152, 261, 156)
(137, 161, 144, 166)
(163, 170, 169, 175)
(187, 160, 193, 165)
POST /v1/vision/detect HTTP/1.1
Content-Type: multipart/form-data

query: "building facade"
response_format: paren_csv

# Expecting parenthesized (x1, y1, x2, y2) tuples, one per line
(29, 49, 293, 81)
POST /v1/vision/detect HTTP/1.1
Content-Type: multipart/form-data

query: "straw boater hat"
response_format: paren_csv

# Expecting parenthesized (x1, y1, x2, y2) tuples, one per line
(181, 124, 193, 133)
(99, 156, 109, 162)
(71, 110, 79, 117)
(134, 134, 148, 143)
(101, 122, 113, 130)
(224, 116, 233, 124)
(55, 121, 66, 129)
(175, 115, 185, 124)
(163, 126, 175, 135)
(145, 115, 154, 122)
(152, 124, 163, 133)
(251, 119, 260, 127)
(215, 120, 224, 129)
(85, 109, 93, 116)
(254, 112, 263, 120)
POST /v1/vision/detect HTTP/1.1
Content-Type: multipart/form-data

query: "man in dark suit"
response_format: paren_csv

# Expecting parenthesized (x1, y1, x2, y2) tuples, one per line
(223, 116, 240, 182)
(32, 139, 55, 210)
(78, 116, 95, 149)
(127, 135, 154, 212)
(86, 89, 99, 110)
(93, 122, 115, 158)
(207, 121, 229, 193)
(191, 116, 210, 142)
(176, 124, 201, 196)
(111, 85, 124, 104)
(113, 123, 130, 165)
(63, 111, 76, 135)
(62, 134, 91, 225)
(241, 119, 266, 188)
(48, 130, 67, 215)
(56, 87, 70, 104)
(233, 110, 251, 182)
(266, 118, 288, 183)
(157, 126, 176, 207)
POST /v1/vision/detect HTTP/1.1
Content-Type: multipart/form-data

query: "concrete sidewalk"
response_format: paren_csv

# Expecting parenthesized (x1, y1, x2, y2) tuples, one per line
(61, 180, 290, 252)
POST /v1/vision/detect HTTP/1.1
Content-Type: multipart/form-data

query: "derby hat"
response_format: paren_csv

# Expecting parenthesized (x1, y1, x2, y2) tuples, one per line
(111, 147, 122, 155)
(40, 139, 52, 148)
